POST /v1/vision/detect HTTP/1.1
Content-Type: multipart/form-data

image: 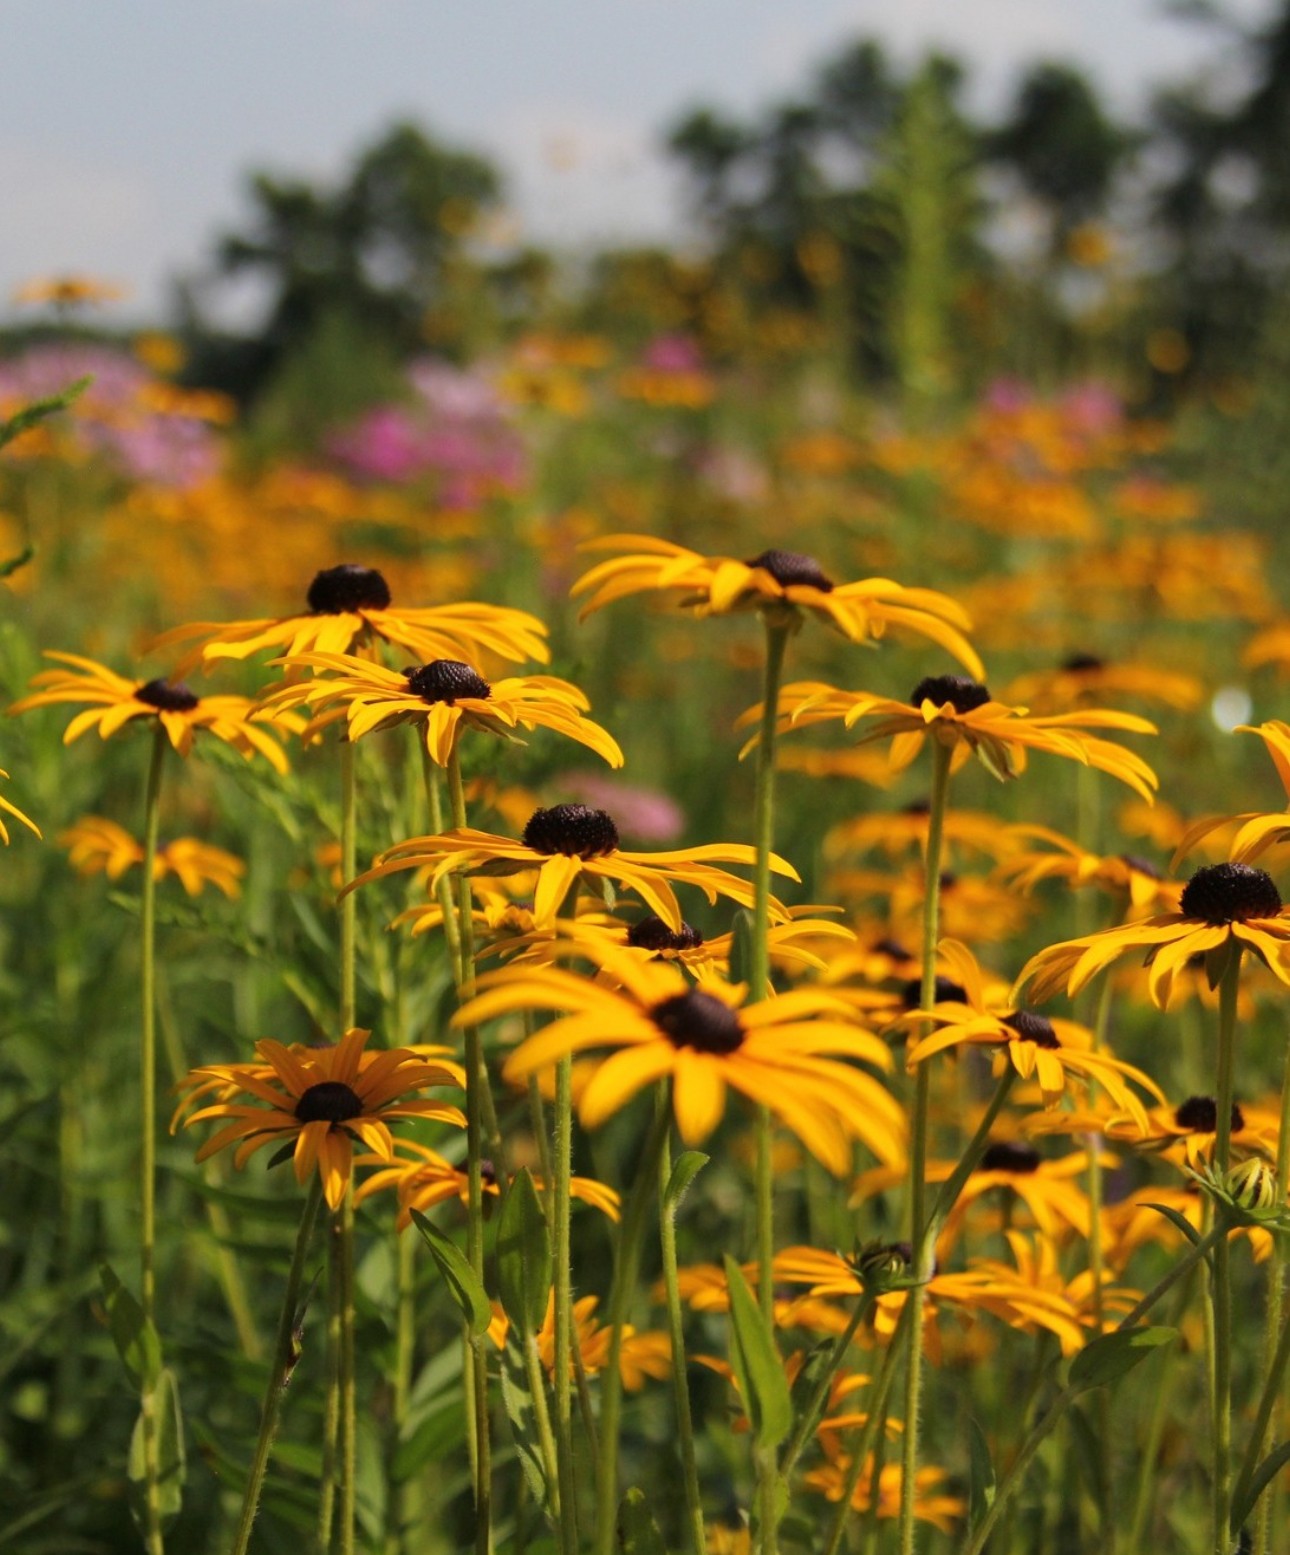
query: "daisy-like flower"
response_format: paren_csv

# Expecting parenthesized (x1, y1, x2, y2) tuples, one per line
(352, 1139, 619, 1229)
(0, 770, 39, 844)
(994, 824, 1181, 916)
(489, 1292, 671, 1391)
(826, 802, 1020, 865)
(258, 651, 623, 768)
(1026, 1094, 1277, 1172)
(1170, 721, 1290, 867)
(571, 535, 983, 674)
(149, 562, 550, 673)
(803, 1458, 964, 1534)
(1014, 861, 1290, 1009)
(59, 815, 245, 897)
(353, 802, 798, 932)
(747, 672, 1158, 800)
(175, 1028, 465, 1209)
(456, 942, 905, 1175)
(1003, 653, 1204, 714)
(902, 940, 1163, 1125)
(8, 653, 294, 771)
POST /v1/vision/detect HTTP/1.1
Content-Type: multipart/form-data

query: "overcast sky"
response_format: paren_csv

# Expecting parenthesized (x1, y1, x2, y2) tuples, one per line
(0, 0, 1275, 325)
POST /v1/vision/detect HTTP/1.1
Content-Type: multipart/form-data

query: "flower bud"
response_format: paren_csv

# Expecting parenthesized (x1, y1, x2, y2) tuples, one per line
(1227, 1158, 1279, 1212)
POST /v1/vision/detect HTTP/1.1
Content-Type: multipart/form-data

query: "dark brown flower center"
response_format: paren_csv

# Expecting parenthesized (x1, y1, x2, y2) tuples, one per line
(1121, 854, 1165, 880)
(980, 1141, 1042, 1175)
(1173, 1095, 1245, 1134)
(1179, 862, 1282, 925)
(900, 975, 967, 1010)
(135, 678, 200, 712)
(902, 798, 932, 816)
(1062, 653, 1105, 673)
(650, 990, 745, 1054)
(295, 1080, 364, 1124)
(521, 804, 620, 859)
(627, 916, 705, 953)
(1003, 1009, 1060, 1049)
(745, 548, 834, 592)
(910, 675, 991, 714)
(405, 660, 491, 704)
(874, 937, 914, 963)
(306, 564, 392, 615)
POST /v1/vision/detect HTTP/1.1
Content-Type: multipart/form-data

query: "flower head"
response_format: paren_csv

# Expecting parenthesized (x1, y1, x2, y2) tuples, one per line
(59, 816, 245, 897)
(175, 1029, 464, 1209)
(572, 534, 983, 672)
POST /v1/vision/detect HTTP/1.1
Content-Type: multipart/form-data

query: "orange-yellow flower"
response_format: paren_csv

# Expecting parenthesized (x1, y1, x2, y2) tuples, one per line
(0, 770, 39, 844)
(59, 815, 245, 897)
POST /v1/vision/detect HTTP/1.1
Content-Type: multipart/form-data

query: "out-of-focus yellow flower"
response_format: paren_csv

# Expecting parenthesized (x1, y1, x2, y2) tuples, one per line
(59, 816, 245, 898)
(0, 770, 39, 844)
(995, 824, 1182, 916)
(1003, 656, 1203, 714)
(12, 274, 128, 308)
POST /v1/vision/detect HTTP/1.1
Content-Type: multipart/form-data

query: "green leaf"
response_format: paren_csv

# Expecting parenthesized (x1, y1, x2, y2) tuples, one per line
(786, 1339, 834, 1446)
(410, 1212, 491, 1338)
(968, 1417, 996, 1531)
(99, 1265, 161, 1389)
(1141, 1202, 1203, 1248)
(723, 1255, 792, 1449)
(499, 1338, 550, 1510)
(1067, 1403, 1108, 1527)
(728, 908, 756, 989)
(617, 1487, 667, 1555)
(0, 546, 34, 580)
(662, 1151, 708, 1214)
(497, 1168, 551, 1336)
(0, 378, 90, 453)
(127, 1367, 186, 1530)
(1068, 1327, 1177, 1393)
(1230, 1439, 1290, 1533)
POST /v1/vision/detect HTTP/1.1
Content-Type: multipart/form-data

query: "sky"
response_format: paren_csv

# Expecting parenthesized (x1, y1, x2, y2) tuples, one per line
(0, 0, 1275, 325)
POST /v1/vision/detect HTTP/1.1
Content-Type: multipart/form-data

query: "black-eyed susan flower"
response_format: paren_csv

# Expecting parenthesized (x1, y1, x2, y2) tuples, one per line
(0, 770, 39, 843)
(1014, 861, 1290, 1008)
(149, 562, 550, 673)
(1003, 654, 1204, 714)
(1171, 721, 1290, 866)
(902, 940, 1163, 1124)
(175, 1028, 465, 1209)
(803, 1457, 964, 1534)
(9, 652, 294, 770)
(354, 803, 798, 931)
(59, 815, 245, 897)
(456, 943, 904, 1175)
(353, 1139, 620, 1229)
(571, 535, 983, 673)
(1026, 1094, 1277, 1172)
(826, 802, 1020, 866)
(995, 824, 1181, 916)
(489, 1291, 671, 1390)
(258, 651, 623, 768)
(749, 673, 1158, 799)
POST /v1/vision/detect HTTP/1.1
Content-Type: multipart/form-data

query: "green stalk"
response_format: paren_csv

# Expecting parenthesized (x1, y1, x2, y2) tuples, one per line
(1211, 948, 1242, 1555)
(446, 746, 492, 1555)
(339, 738, 357, 1032)
(316, 1222, 341, 1552)
(230, 1179, 324, 1555)
(779, 1292, 876, 1481)
(390, 1226, 416, 1555)
(1126, 1266, 1203, 1552)
(821, 1303, 911, 1555)
(750, 616, 790, 1555)
(660, 1128, 707, 1555)
(420, 741, 463, 976)
(897, 737, 952, 1555)
(553, 1054, 580, 1555)
(337, 739, 358, 1555)
(338, 1193, 357, 1555)
(593, 1103, 672, 1555)
(139, 722, 168, 1555)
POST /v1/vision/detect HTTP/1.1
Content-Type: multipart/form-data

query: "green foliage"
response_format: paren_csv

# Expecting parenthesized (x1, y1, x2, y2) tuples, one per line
(722, 1256, 792, 1450)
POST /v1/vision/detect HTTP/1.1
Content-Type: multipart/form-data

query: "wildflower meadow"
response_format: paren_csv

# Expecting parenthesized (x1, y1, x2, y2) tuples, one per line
(9, 19, 1290, 1555)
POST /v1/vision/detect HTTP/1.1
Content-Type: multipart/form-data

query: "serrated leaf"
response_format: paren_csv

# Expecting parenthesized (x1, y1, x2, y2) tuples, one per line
(723, 1255, 791, 1449)
(1141, 1202, 1203, 1248)
(968, 1416, 995, 1531)
(497, 1168, 551, 1336)
(1230, 1439, 1290, 1533)
(662, 1151, 708, 1214)
(728, 909, 756, 989)
(100, 1265, 161, 1389)
(0, 378, 89, 452)
(617, 1487, 667, 1555)
(1068, 1327, 1177, 1393)
(500, 1339, 550, 1508)
(410, 1212, 491, 1338)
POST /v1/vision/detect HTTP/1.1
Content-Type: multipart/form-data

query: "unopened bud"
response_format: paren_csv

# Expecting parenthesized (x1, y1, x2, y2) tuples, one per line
(1227, 1158, 1278, 1212)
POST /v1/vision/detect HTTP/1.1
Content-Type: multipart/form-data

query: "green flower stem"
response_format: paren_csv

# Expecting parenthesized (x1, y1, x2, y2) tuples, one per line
(316, 1223, 341, 1551)
(659, 1128, 707, 1555)
(553, 1053, 580, 1555)
(897, 737, 953, 1555)
(964, 1227, 1223, 1555)
(1085, 975, 1115, 1544)
(1252, 1040, 1290, 1555)
(445, 746, 493, 1555)
(593, 1101, 672, 1555)
(230, 1178, 324, 1555)
(1212, 948, 1242, 1555)
(420, 741, 462, 976)
(780, 1292, 876, 1481)
(519, 1329, 563, 1528)
(338, 1192, 357, 1555)
(339, 737, 357, 1032)
(822, 1302, 911, 1555)
(1232, 1282, 1290, 1540)
(927, 1067, 1016, 1233)
(336, 738, 359, 1555)
(139, 722, 168, 1555)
